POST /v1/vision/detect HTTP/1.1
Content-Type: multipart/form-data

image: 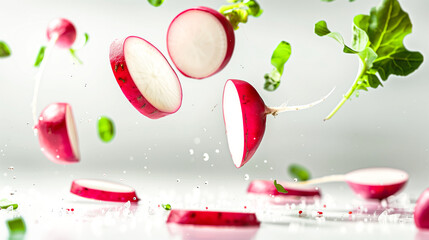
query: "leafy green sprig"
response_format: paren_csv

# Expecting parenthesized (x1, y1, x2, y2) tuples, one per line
(219, 0, 263, 30)
(0, 41, 11, 57)
(264, 41, 292, 91)
(148, 0, 164, 7)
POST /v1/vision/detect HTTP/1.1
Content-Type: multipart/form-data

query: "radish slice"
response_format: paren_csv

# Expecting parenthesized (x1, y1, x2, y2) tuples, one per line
(70, 179, 139, 202)
(167, 224, 259, 240)
(223, 79, 332, 168)
(110, 36, 182, 119)
(166, 209, 260, 227)
(46, 18, 77, 49)
(247, 180, 321, 197)
(167, 7, 235, 79)
(415, 189, 429, 229)
(36, 103, 80, 164)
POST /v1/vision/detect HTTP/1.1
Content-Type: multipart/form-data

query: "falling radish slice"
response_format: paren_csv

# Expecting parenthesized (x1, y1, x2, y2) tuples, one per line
(247, 180, 321, 197)
(414, 188, 429, 229)
(70, 179, 139, 202)
(36, 103, 80, 164)
(110, 36, 182, 119)
(298, 168, 408, 200)
(167, 209, 259, 227)
(223, 79, 333, 168)
(167, 7, 235, 79)
(46, 18, 77, 49)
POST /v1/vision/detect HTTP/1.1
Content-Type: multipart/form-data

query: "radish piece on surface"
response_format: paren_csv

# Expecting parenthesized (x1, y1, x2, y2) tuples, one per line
(167, 224, 259, 240)
(167, 7, 235, 79)
(110, 36, 182, 119)
(247, 180, 321, 197)
(70, 179, 139, 202)
(167, 209, 260, 226)
(46, 18, 77, 49)
(223, 79, 332, 168)
(415, 189, 429, 229)
(36, 103, 80, 164)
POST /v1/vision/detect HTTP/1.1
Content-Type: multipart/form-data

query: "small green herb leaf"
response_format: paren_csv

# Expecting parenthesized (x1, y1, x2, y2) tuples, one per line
(34, 46, 46, 67)
(84, 33, 89, 46)
(69, 48, 83, 64)
(274, 180, 288, 194)
(288, 164, 311, 181)
(0, 199, 18, 210)
(7, 217, 26, 235)
(0, 41, 11, 57)
(162, 204, 171, 210)
(264, 41, 291, 91)
(98, 116, 115, 143)
(148, 0, 164, 7)
(219, 0, 263, 30)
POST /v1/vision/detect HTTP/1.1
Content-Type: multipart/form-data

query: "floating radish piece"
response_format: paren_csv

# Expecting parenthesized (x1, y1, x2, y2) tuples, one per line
(110, 36, 182, 119)
(414, 188, 429, 229)
(167, 210, 260, 227)
(36, 103, 80, 164)
(167, 7, 235, 79)
(46, 18, 77, 49)
(70, 179, 139, 202)
(299, 168, 408, 200)
(223, 79, 333, 168)
(247, 180, 320, 197)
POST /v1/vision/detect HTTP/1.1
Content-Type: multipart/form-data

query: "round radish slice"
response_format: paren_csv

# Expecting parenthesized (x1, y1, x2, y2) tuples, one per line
(247, 180, 321, 197)
(36, 103, 80, 164)
(415, 188, 429, 229)
(110, 36, 182, 119)
(70, 179, 139, 202)
(167, 7, 235, 79)
(47, 18, 77, 49)
(167, 224, 259, 240)
(167, 209, 259, 227)
(345, 168, 408, 200)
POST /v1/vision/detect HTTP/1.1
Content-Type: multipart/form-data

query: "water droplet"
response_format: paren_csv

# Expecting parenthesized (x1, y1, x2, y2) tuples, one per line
(255, 165, 258, 168)
(39, 117, 44, 121)
(189, 149, 194, 155)
(196, 186, 200, 189)
(129, 156, 134, 161)
(40, 148, 44, 152)
(204, 181, 208, 185)
(12, 176, 16, 179)
(144, 166, 147, 170)
(210, 164, 214, 167)
(244, 174, 250, 180)
(203, 128, 207, 132)
(194, 138, 201, 145)
(8, 166, 14, 171)
(293, 178, 298, 182)
(215, 149, 219, 153)
(263, 160, 268, 164)
(123, 170, 126, 174)
(203, 153, 209, 161)
(269, 167, 273, 170)
(176, 179, 180, 183)
(133, 197, 137, 200)
(56, 155, 60, 159)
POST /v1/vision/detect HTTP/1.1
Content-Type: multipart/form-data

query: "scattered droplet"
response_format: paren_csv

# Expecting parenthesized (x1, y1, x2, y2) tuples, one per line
(123, 170, 126, 174)
(203, 128, 207, 132)
(189, 149, 194, 155)
(194, 138, 201, 145)
(56, 155, 60, 159)
(203, 153, 209, 161)
(176, 179, 180, 183)
(263, 160, 268, 164)
(244, 174, 250, 181)
(293, 178, 298, 182)
(8, 166, 14, 171)
(215, 149, 220, 153)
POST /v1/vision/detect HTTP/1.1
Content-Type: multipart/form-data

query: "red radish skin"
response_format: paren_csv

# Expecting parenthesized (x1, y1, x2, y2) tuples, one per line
(109, 36, 182, 119)
(47, 18, 77, 49)
(415, 189, 429, 229)
(36, 103, 80, 164)
(70, 179, 139, 203)
(247, 180, 321, 197)
(167, 210, 260, 227)
(167, 7, 235, 79)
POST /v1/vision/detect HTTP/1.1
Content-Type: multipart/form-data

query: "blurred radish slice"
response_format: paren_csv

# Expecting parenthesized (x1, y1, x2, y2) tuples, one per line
(70, 179, 139, 202)
(36, 103, 80, 164)
(167, 224, 259, 240)
(223, 79, 333, 168)
(46, 18, 77, 49)
(167, 7, 235, 79)
(167, 209, 259, 226)
(110, 36, 182, 119)
(247, 180, 321, 197)
(415, 188, 429, 229)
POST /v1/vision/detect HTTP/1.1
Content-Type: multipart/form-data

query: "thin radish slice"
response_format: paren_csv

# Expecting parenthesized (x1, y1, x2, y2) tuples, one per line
(223, 79, 333, 168)
(70, 179, 139, 202)
(167, 224, 259, 240)
(36, 103, 80, 164)
(167, 209, 260, 227)
(110, 36, 182, 119)
(247, 180, 321, 197)
(415, 188, 429, 229)
(46, 18, 77, 49)
(167, 7, 235, 79)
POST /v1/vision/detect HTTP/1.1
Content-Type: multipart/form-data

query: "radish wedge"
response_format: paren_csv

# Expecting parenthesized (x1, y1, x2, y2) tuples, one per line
(46, 18, 77, 49)
(223, 79, 333, 168)
(415, 188, 429, 229)
(167, 7, 235, 79)
(167, 209, 260, 227)
(247, 180, 321, 197)
(36, 103, 80, 164)
(70, 179, 139, 202)
(110, 36, 182, 119)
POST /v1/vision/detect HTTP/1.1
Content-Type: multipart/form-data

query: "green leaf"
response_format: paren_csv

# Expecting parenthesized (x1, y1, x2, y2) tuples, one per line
(84, 33, 89, 46)
(148, 0, 164, 7)
(263, 41, 292, 92)
(314, 21, 358, 54)
(0, 41, 11, 57)
(288, 164, 311, 181)
(34, 46, 46, 67)
(161, 204, 171, 210)
(0, 199, 18, 210)
(246, 0, 263, 17)
(98, 116, 115, 143)
(273, 180, 288, 194)
(219, 0, 262, 30)
(7, 217, 26, 235)
(69, 48, 83, 64)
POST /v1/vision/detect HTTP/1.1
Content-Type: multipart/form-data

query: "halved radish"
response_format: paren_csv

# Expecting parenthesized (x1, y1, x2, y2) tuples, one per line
(415, 189, 429, 229)
(70, 179, 139, 202)
(167, 210, 260, 227)
(167, 7, 235, 79)
(110, 36, 182, 119)
(46, 18, 77, 49)
(36, 103, 80, 164)
(223, 79, 333, 168)
(247, 180, 321, 197)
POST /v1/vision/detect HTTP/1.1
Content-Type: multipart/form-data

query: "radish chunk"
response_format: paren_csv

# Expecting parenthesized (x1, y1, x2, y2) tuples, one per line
(36, 103, 80, 164)
(46, 18, 77, 49)
(110, 36, 182, 119)
(415, 188, 429, 229)
(167, 209, 260, 227)
(70, 179, 139, 202)
(247, 180, 321, 197)
(167, 7, 235, 79)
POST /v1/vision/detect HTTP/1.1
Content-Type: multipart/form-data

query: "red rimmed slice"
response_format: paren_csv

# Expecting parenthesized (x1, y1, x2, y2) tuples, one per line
(247, 180, 321, 197)
(70, 179, 139, 202)
(167, 209, 259, 227)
